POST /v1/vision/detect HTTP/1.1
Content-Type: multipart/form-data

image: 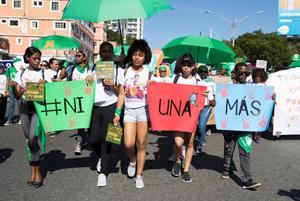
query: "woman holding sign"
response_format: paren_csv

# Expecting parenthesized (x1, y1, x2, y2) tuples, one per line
(87, 42, 122, 187)
(11, 46, 47, 188)
(113, 39, 152, 189)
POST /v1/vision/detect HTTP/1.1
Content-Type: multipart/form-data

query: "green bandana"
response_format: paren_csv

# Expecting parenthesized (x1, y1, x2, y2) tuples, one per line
(237, 133, 253, 154)
(76, 64, 87, 74)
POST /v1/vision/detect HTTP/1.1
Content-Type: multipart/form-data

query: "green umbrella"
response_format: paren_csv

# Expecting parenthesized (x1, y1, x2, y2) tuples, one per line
(162, 35, 235, 65)
(61, 0, 173, 22)
(114, 45, 130, 56)
(33, 35, 80, 50)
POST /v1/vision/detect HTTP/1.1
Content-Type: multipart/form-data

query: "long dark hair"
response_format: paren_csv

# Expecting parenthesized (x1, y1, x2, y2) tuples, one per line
(174, 53, 197, 76)
(23, 46, 41, 64)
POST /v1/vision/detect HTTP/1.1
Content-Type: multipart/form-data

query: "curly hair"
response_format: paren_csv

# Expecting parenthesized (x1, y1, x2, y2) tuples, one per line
(126, 39, 152, 64)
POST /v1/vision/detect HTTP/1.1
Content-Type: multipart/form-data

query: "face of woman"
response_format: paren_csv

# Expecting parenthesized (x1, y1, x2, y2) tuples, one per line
(75, 52, 86, 64)
(132, 51, 145, 67)
(181, 62, 194, 78)
(27, 52, 41, 70)
(50, 60, 60, 71)
(100, 46, 113, 61)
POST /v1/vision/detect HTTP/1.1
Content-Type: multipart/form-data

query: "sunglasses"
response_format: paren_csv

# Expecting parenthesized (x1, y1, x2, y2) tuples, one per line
(237, 71, 250, 77)
(40, 64, 47, 67)
(160, 70, 166, 73)
(199, 71, 208, 74)
(75, 54, 83, 58)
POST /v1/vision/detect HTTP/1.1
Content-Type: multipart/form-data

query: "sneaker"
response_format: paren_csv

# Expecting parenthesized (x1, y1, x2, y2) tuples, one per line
(47, 132, 57, 138)
(135, 175, 144, 189)
(74, 143, 82, 155)
(18, 120, 21, 125)
(4, 121, 13, 126)
(171, 162, 181, 177)
(97, 174, 107, 187)
(242, 179, 262, 189)
(96, 158, 101, 173)
(206, 129, 212, 136)
(221, 171, 230, 179)
(127, 161, 136, 178)
(195, 147, 202, 155)
(168, 154, 176, 162)
(182, 172, 192, 182)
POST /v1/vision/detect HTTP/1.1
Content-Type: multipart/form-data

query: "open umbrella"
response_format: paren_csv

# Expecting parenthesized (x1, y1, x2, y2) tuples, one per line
(162, 36, 235, 65)
(61, 0, 173, 52)
(114, 45, 130, 56)
(33, 35, 80, 50)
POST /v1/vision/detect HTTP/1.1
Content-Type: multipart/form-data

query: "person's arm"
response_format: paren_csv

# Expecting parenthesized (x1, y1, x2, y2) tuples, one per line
(113, 85, 125, 125)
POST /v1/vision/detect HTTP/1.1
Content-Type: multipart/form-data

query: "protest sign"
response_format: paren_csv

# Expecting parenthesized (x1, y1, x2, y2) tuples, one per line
(94, 61, 114, 80)
(215, 83, 274, 132)
(256, 60, 267, 70)
(34, 80, 95, 132)
(106, 123, 123, 145)
(148, 82, 206, 132)
(25, 82, 45, 101)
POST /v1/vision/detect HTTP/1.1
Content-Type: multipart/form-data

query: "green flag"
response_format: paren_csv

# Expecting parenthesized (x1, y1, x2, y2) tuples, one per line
(237, 133, 253, 154)
(34, 80, 95, 133)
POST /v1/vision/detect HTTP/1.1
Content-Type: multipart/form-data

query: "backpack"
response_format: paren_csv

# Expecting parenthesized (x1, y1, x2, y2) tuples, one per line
(67, 65, 76, 81)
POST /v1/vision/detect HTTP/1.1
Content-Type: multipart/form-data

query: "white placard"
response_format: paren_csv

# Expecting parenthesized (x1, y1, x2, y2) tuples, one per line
(256, 60, 267, 70)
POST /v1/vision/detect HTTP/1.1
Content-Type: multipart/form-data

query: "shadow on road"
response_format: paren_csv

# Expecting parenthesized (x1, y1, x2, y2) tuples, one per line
(278, 189, 300, 201)
(191, 152, 224, 173)
(0, 148, 14, 164)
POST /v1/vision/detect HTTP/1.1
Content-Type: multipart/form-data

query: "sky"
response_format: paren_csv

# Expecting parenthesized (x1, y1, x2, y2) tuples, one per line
(144, 0, 277, 49)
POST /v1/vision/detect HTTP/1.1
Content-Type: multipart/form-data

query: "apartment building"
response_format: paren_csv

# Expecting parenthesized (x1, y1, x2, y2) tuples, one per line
(106, 18, 144, 43)
(0, 0, 106, 61)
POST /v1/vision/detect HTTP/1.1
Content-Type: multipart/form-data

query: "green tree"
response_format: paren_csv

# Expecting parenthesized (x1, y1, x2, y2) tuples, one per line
(107, 30, 136, 46)
(234, 30, 291, 68)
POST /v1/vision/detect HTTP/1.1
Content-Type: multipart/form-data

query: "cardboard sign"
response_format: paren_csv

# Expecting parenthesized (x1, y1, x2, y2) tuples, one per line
(215, 83, 275, 132)
(148, 82, 206, 132)
(256, 60, 267, 70)
(106, 123, 123, 145)
(25, 82, 45, 101)
(0, 75, 7, 95)
(34, 80, 95, 132)
(95, 61, 114, 80)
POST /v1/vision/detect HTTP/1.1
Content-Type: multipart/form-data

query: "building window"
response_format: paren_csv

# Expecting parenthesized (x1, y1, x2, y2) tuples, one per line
(29, 38, 38, 46)
(33, 0, 43, 7)
(9, 19, 19, 27)
(54, 22, 66, 29)
(13, 0, 21, 8)
(16, 37, 22, 45)
(30, 20, 38, 29)
(1, 0, 7, 5)
(1, 19, 7, 24)
(51, 1, 59, 11)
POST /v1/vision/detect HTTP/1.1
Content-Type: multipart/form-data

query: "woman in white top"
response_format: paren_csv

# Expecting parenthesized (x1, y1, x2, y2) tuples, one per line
(113, 39, 152, 189)
(60, 50, 92, 155)
(171, 54, 210, 183)
(45, 58, 61, 82)
(11, 46, 47, 188)
(86, 42, 121, 187)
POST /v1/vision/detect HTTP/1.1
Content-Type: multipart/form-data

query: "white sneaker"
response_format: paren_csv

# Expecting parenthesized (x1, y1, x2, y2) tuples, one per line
(18, 120, 21, 125)
(97, 174, 107, 187)
(74, 143, 81, 155)
(96, 158, 101, 173)
(135, 175, 144, 189)
(127, 161, 136, 177)
(206, 129, 212, 136)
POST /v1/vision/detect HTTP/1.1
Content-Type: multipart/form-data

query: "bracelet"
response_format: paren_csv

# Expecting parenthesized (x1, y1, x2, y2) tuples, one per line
(115, 108, 122, 116)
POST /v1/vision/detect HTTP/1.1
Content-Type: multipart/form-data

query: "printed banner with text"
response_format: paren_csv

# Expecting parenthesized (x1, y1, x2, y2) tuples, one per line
(34, 80, 95, 133)
(215, 83, 274, 132)
(148, 82, 206, 132)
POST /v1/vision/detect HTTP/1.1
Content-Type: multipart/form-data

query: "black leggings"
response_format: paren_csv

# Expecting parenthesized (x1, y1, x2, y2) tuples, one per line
(88, 103, 116, 175)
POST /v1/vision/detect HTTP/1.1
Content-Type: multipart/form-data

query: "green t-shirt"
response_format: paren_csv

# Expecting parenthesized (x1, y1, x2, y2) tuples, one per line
(6, 67, 17, 90)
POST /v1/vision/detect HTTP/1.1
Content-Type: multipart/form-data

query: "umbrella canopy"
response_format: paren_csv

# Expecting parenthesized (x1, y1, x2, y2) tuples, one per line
(162, 36, 235, 65)
(114, 45, 130, 56)
(61, 0, 173, 22)
(33, 35, 80, 50)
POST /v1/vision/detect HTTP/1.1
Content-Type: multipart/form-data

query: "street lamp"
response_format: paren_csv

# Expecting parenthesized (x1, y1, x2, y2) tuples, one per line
(205, 10, 264, 47)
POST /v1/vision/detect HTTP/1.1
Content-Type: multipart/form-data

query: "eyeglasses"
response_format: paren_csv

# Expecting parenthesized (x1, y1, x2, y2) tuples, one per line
(237, 71, 250, 77)
(75, 54, 82, 58)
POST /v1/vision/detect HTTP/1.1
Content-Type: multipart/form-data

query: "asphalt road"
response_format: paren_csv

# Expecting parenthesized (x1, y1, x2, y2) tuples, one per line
(1, 124, 300, 201)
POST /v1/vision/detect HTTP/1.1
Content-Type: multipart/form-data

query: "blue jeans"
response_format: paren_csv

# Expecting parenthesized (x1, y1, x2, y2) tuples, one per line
(7, 89, 15, 122)
(195, 105, 212, 149)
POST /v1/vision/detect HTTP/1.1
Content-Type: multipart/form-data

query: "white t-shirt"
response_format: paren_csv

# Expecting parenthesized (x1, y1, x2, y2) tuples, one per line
(150, 75, 173, 83)
(44, 69, 61, 82)
(14, 68, 45, 88)
(66, 65, 91, 81)
(93, 64, 124, 107)
(120, 66, 149, 109)
(0, 74, 7, 95)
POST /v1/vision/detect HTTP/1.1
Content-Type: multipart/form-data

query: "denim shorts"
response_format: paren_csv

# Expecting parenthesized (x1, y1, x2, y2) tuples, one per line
(123, 106, 149, 123)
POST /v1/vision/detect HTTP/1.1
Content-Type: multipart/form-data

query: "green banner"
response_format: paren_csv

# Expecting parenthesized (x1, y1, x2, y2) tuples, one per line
(34, 80, 95, 133)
